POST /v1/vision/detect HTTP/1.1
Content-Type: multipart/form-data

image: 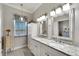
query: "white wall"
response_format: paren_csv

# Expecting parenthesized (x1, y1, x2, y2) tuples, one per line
(71, 4, 79, 46)
(2, 4, 33, 50)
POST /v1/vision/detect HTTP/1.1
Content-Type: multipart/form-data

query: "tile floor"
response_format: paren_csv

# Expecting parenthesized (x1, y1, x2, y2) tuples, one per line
(3, 47, 34, 56)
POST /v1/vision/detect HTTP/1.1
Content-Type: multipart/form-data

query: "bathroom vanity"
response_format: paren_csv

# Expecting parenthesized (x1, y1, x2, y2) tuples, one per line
(28, 37, 69, 56)
(28, 36, 79, 56)
(27, 4, 79, 56)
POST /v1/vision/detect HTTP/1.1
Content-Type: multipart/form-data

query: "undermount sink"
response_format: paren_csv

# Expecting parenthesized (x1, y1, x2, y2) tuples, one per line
(39, 35, 47, 39)
(53, 40, 63, 44)
(51, 37, 72, 45)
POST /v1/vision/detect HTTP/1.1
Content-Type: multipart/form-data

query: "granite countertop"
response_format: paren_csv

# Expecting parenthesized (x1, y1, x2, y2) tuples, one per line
(32, 36, 79, 56)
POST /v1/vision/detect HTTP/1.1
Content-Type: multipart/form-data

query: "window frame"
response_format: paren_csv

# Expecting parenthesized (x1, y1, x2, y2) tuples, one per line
(14, 15, 27, 36)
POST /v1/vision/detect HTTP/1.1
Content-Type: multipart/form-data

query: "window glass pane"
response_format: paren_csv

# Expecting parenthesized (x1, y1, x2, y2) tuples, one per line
(14, 15, 27, 36)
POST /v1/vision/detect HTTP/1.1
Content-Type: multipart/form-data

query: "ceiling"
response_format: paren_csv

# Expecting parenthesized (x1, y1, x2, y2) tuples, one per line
(4, 3, 64, 14)
(4, 3, 42, 14)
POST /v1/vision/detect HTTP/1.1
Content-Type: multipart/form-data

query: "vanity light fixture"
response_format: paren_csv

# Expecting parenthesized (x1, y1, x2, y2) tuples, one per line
(37, 15, 46, 22)
(20, 4, 24, 21)
(37, 18, 41, 22)
(56, 7, 62, 14)
(20, 17, 23, 21)
(50, 10, 56, 16)
(63, 3, 70, 11)
(40, 15, 46, 20)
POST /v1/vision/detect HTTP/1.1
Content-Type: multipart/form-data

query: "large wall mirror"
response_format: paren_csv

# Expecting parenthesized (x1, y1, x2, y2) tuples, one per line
(52, 14, 70, 39)
(37, 15, 48, 38)
(50, 4, 75, 44)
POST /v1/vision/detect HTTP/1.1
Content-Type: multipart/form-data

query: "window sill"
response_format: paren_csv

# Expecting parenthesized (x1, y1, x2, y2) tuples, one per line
(14, 35, 27, 37)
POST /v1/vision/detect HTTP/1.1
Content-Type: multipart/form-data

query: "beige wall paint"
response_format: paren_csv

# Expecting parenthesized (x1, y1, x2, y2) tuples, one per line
(2, 4, 32, 49)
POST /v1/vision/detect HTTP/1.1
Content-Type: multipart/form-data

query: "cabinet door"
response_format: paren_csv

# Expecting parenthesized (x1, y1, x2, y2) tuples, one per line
(32, 40, 41, 56)
(29, 39, 41, 56)
(28, 39, 31, 50)
(40, 42, 67, 56)
(46, 46, 67, 56)
(40, 43, 48, 56)
(53, 22, 58, 36)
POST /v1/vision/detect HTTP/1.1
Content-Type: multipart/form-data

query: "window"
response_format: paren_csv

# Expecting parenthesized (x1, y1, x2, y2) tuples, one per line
(14, 15, 27, 36)
(37, 16, 48, 37)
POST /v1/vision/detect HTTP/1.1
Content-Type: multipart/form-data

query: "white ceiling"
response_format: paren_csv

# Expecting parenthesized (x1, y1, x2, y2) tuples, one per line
(4, 3, 64, 14)
(4, 3, 42, 14)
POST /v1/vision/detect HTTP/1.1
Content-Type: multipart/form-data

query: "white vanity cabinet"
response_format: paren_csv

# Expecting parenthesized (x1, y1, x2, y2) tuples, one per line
(44, 45, 67, 56)
(40, 41, 68, 56)
(40, 43, 48, 56)
(28, 38, 68, 56)
(28, 38, 41, 56)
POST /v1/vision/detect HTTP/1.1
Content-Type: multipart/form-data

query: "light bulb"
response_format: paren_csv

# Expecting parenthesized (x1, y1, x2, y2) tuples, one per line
(63, 3, 70, 11)
(50, 10, 56, 16)
(40, 15, 45, 20)
(21, 17, 23, 21)
(37, 15, 46, 22)
(56, 7, 62, 14)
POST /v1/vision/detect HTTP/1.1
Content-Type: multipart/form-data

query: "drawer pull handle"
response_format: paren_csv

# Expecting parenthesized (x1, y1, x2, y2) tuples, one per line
(45, 53, 49, 56)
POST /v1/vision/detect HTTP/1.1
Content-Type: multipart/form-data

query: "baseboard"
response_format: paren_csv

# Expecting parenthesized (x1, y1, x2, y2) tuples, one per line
(11, 44, 27, 51)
